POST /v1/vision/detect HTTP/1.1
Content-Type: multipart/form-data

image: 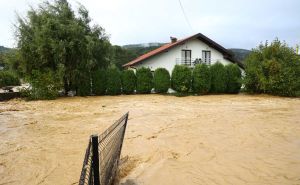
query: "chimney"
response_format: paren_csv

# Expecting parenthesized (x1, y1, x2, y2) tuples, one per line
(170, 36, 177, 43)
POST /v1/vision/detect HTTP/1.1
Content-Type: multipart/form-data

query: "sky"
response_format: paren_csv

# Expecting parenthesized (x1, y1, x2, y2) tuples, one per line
(0, 0, 299, 50)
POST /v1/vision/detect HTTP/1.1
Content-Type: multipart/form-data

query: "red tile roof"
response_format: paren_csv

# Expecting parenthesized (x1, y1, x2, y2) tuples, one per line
(123, 33, 244, 69)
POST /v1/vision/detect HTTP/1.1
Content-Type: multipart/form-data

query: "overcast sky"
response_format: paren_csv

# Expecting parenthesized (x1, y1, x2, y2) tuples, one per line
(0, 0, 299, 49)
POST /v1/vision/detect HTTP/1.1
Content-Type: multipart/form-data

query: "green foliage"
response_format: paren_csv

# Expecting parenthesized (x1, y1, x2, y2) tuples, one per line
(25, 66, 64, 100)
(244, 39, 300, 96)
(153, 68, 170, 93)
(210, 62, 227, 93)
(121, 70, 136, 94)
(0, 71, 20, 87)
(171, 65, 191, 93)
(16, 0, 110, 98)
(92, 68, 106, 95)
(192, 64, 211, 94)
(111, 46, 137, 69)
(136, 67, 153, 94)
(106, 68, 121, 95)
(225, 64, 242, 93)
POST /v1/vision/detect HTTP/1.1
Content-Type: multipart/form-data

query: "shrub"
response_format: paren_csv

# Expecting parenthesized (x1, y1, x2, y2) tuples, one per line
(171, 65, 191, 93)
(121, 70, 136, 94)
(92, 68, 106, 95)
(210, 62, 227, 93)
(192, 64, 211, 94)
(153, 68, 170, 93)
(0, 71, 20, 87)
(25, 67, 64, 100)
(244, 39, 300, 96)
(136, 67, 153, 94)
(225, 64, 242, 93)
(106, 68, 121, 95)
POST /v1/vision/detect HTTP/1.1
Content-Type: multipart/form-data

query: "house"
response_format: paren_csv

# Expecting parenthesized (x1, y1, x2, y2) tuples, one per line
(123, 33, 244, 73)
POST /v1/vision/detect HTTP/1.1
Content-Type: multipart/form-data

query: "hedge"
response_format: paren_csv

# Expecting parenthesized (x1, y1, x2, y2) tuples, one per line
(192, 64, 211, 94)
(136, 67, 153, 94)
(0, 71, 20, 88)
(153, 68, 170, 93)
(76, 67, 91, 96)
(210, 62, 226, 93)
(106, 68, 121, 95)
(121, 70, 136, 94)
(171, 65, 191, 93)
(225, 64, 242, 93)
(92, 68, 106, 95)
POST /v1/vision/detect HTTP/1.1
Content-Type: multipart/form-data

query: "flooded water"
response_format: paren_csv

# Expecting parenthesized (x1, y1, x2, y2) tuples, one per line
(0, 94, 299, 185)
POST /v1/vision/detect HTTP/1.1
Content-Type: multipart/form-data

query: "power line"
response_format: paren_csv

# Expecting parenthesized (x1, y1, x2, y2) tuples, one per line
(178, 0, 194, 33)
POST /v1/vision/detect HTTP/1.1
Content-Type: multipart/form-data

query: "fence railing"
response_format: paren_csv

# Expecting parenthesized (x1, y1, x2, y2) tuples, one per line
(79, 112, 129, 185)
(175, 58, 223, 67)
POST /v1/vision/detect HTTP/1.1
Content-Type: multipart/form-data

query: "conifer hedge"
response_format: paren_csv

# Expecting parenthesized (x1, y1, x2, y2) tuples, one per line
(106, 68, 121, 95)
(136, 67, 153, 94)
(210, 62, 226, 93)
(121, 70, 136, 94)
(192, 64, 211, 94)
(171, 65, 191, 93)
(153, 68, 170, 93)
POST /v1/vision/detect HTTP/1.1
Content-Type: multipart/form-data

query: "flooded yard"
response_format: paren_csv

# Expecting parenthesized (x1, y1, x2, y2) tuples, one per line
(0, 94, 299, 185)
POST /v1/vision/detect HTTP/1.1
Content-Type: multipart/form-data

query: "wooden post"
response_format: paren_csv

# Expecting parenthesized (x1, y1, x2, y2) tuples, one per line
(91, 135, 100, 185)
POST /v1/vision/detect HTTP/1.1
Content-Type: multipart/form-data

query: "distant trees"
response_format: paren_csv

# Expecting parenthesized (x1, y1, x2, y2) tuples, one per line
(244, 39, 300, 96)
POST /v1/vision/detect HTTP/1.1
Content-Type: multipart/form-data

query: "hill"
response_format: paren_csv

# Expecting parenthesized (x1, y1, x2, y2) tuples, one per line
(0, 46, 11, 53)
(228, 48, 251, 63)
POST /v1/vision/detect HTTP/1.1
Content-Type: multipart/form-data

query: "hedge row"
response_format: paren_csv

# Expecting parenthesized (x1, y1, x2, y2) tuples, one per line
(89, 63, 241, 96)
(0, 71, 20, 88)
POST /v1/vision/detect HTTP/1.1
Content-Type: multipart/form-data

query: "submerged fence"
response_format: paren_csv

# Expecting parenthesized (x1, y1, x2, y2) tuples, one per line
(79, 112, 129, 185)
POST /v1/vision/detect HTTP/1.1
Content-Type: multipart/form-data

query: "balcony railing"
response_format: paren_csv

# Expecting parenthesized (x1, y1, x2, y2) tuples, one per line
(175, 58, 221, 67)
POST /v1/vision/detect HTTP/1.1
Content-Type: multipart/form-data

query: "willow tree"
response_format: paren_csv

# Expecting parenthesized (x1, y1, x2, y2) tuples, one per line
(16, 0, 110, 98)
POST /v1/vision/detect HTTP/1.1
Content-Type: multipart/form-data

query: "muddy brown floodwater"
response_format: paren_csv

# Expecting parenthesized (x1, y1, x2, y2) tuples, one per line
(0, 94, 300, 185)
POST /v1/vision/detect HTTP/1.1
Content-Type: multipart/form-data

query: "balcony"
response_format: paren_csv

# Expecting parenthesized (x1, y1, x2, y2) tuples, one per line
(175, 58, 212, 67)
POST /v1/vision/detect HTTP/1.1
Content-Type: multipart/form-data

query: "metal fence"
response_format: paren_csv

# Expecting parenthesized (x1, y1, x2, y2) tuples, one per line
(79, 112, 129, 185)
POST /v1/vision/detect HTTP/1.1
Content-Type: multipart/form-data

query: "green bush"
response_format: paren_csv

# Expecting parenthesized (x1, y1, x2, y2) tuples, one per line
(26, 67, 64, 100)
(106, 68, 121, 95)
(92, 68, 106, 95)
(121, 70, 136, 94)
(192, 64, 211, 94)
(136, 67, 153, 94)
(210, 62, 227, 93)
(153, 68, 170, 93)
(225, 64, 242, 93)
(171, 65, 191, 93)
(244, 39, 300, 96)
(0, 71, 20, 87)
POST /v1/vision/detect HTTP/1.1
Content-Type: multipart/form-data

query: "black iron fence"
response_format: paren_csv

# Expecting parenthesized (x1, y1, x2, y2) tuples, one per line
(79, 112, 129, 185)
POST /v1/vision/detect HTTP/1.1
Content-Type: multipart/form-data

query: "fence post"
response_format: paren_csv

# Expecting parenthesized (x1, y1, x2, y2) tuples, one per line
(92, 135, 100, 185)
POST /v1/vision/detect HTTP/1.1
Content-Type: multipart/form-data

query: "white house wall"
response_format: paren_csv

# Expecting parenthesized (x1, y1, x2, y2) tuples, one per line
(133, 38, 233, 73)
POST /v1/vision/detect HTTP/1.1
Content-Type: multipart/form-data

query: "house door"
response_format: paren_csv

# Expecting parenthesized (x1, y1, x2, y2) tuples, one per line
(202, 51, 211, 65)
(182, 50, 191, 66)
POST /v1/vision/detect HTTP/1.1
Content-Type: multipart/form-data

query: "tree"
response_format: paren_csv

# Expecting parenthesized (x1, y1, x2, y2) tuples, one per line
(121, 70, 136, 94)
(136, 67, 153, 94)
(16, 0, 110, 98)
(225, 64, 242, 93)
(92, 68, 106, 95)
(210, 62, 227, 93)
(153, 68, 170, 93)
(171, 65, 191, 93)
(244, 39, 300, 96)
(106, 67, 121, 95)
(192, 64, 211, 94)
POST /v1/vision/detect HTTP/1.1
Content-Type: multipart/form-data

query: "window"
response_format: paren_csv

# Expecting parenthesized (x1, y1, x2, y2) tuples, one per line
(202, 51, 211, 65)
(181, 50, 191, 66)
